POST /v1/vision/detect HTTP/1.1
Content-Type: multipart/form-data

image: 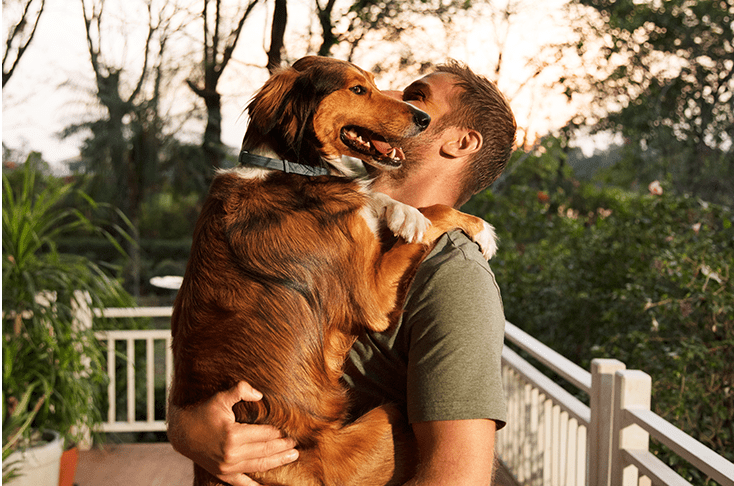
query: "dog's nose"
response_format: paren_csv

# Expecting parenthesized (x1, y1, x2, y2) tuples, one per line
(413, 109, 431, 130)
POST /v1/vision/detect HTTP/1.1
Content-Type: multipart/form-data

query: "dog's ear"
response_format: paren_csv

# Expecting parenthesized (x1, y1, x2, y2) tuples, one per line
(247, 67, 302, 137)
(291, 56, 321, 72)
(246, 60, 345, 156)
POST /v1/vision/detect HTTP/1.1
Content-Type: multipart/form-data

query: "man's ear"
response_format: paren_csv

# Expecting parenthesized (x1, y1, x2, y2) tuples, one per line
(440, 128, 482, 158)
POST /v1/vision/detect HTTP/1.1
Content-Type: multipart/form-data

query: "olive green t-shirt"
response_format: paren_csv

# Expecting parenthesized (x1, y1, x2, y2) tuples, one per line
(343, 230, 507, 429)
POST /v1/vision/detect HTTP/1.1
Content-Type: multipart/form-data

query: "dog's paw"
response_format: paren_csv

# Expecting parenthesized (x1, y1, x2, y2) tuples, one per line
(385, 200, 432, 243)
(472, 221, 498, 260)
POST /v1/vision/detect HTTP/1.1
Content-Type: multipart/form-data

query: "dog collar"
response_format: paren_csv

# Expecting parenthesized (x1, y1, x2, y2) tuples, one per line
(238, 150, 330, 177)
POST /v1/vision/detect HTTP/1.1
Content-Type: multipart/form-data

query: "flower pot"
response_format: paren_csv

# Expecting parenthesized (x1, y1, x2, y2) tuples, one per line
(58, 446, 79, 486)
(5, 430, 63, 486)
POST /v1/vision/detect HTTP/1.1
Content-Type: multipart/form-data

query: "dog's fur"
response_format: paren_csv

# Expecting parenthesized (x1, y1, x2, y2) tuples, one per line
(170, 56, 497, 486)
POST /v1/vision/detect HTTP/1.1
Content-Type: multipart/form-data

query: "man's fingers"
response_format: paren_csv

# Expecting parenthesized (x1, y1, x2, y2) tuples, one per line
(252, 447, 300, 472)
(225, 433, 297, 465)
(216, 435, 298, 475)
(221, 381, 263, 408)
(226, 446, 300, 476)
(227, 422, 288, 447)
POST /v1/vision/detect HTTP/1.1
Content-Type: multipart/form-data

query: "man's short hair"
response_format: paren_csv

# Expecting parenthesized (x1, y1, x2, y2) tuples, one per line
(434, 60, 516, 204)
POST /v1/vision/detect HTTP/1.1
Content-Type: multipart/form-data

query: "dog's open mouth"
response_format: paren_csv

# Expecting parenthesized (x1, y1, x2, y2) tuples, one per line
(341, 126, 405, 167)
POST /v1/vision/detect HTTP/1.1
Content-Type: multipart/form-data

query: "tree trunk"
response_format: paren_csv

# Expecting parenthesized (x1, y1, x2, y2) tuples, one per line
(316, 0, 337, 56)
(202, 90, 223, 171)
(267, 0, 288, 73)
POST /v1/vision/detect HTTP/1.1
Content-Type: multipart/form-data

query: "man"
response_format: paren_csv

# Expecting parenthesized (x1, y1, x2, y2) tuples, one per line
(167, 59, 516, 486)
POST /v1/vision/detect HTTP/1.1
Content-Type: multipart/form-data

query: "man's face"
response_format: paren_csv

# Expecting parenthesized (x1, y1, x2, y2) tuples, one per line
(401, 72, 457, 123)
(378, 72, 459, 180)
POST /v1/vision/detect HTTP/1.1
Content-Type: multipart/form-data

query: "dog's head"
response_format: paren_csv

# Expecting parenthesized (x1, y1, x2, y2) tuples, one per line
(242, 56, 431, 174)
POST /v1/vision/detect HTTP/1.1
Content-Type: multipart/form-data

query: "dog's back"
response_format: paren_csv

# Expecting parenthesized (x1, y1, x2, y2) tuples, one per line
(171, 168, 417, 485)
(173, 169, 367, 430)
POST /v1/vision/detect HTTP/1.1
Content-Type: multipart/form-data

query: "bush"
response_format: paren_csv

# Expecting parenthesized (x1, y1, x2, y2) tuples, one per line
(465, 140, 733, 481)
(138, 192, 201, 240)
(2, 160, 136, 472)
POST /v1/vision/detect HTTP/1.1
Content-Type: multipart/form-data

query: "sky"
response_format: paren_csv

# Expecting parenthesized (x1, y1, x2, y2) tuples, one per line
(2, 0, 598, 173)
(3, 0, 96, 166)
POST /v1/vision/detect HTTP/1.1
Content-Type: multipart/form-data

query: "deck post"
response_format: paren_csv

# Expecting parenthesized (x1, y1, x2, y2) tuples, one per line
(72, 290, 94, 450)
(611, 369, 651, 486)
(589, 359, 626, 486)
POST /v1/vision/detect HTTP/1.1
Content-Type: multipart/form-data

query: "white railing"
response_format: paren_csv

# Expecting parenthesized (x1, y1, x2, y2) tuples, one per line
(83, 304, 734, 486)
(499, 321, 734, 486)
(88, 306, 175, 434)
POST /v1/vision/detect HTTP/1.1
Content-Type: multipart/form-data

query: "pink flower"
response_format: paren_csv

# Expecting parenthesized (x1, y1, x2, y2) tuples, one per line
(648, 180, 663, 195)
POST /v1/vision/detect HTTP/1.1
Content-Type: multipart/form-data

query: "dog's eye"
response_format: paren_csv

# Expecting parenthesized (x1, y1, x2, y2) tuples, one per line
(350, 85, 367, 95)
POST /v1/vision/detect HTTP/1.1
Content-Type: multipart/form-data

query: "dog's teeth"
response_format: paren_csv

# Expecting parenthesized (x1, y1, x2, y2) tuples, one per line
(388, 148, 397, 158)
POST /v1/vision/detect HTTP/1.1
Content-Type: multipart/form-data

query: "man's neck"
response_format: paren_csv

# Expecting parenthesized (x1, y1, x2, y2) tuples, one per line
(371, 172, 461, 209)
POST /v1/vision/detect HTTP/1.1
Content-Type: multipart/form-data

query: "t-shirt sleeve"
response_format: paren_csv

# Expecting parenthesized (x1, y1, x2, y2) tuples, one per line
(404, 235, 507, 428)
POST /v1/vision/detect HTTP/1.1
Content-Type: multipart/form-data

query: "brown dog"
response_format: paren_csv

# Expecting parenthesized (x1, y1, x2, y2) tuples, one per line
(170, 56, 497, 486)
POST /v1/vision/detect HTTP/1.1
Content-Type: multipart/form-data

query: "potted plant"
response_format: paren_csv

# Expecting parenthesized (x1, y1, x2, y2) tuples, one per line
(2, 375, 61, 485)
(2, 157, 133, 484)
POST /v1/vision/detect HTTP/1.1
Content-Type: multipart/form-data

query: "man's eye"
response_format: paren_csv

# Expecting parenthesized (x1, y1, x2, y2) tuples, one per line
(350, 85, 367, 95)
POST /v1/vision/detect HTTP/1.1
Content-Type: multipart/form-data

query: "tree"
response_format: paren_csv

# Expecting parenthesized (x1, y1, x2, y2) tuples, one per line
(314, 0, 478, 61)
(568, 0, 734, 203)
(186, 0, 261, 172)
(267, 0, 288, 73)
(2, 0, 45, 87)
(314, 0, 338, 56)
(71, 0, 187, 297)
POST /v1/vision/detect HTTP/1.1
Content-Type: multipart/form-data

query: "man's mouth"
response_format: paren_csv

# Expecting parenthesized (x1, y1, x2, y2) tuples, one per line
(341, 126, 405, 167)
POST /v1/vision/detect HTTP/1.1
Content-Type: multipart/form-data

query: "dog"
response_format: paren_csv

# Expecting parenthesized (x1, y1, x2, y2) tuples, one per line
(170, 56, 497, 486)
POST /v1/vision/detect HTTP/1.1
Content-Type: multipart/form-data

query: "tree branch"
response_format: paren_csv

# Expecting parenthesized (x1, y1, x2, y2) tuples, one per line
(80, 0, 104, 85)
(3, 0, 46, 87)
(267, 0, 287, 73)
(128, 0, 156, 104)
(219, 0, 260, 78)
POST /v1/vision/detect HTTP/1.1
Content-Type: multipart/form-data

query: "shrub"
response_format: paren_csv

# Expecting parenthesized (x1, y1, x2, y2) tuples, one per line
(465, 141, 733, 481)
(2, 160, 135, 476)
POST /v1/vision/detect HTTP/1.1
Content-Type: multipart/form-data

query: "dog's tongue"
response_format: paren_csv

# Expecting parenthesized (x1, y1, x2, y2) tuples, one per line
(371, 138, 393, 155)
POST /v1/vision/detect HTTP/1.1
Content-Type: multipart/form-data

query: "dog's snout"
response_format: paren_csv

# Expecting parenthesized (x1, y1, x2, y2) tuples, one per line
(412, 109, 431, 130)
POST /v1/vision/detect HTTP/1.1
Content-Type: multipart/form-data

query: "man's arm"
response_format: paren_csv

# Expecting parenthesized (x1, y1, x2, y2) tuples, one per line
(167, 381, 299, 486)
(406, 419, 497, 485)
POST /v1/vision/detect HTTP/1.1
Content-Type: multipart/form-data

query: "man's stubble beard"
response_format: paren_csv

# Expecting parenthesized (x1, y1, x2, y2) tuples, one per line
(375, 124, 442, 184)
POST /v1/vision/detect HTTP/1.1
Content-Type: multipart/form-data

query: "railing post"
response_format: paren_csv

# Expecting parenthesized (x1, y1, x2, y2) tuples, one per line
(611, 370, 651, 486)
(589, 359, 626, 486)
(71, 290, 94, 450)
(72, 290, 93, 332)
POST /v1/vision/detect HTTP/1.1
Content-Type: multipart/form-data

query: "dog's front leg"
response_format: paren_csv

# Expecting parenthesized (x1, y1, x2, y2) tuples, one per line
(365, 193, 498, 259)
(364, 192, 432, 243)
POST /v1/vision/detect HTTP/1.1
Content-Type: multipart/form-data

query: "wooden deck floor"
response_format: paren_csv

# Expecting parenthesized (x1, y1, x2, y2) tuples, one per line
(75, 443, 518, 486)
(75, 443, 193, 486)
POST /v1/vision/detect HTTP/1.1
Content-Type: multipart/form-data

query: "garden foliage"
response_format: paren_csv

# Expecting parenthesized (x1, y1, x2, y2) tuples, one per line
(465, 137, 733, 482)
(2, 158, 136, 466)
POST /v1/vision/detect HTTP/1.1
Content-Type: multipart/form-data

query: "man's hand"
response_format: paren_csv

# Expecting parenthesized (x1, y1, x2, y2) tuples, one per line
(167, 381, 299, 486)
